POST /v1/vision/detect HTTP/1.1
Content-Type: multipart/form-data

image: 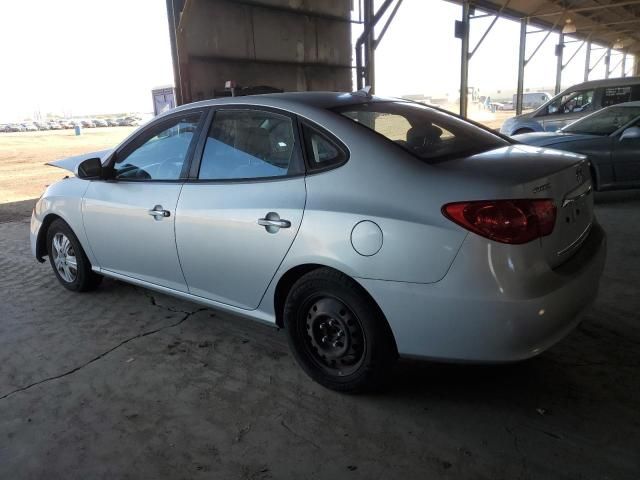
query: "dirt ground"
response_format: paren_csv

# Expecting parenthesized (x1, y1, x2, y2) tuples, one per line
(0, 128, 135, 221)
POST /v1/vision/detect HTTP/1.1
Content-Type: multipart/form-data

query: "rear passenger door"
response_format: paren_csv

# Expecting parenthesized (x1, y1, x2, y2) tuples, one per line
(175, 107, 306, 310)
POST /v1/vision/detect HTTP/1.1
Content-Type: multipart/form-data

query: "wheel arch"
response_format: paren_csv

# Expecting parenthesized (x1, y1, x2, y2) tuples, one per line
(36, 213, 65, 261)
(273, 263, 398, 356)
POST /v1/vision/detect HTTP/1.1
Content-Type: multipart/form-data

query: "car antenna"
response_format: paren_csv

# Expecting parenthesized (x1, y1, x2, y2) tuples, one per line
(351, 86, 373, 98)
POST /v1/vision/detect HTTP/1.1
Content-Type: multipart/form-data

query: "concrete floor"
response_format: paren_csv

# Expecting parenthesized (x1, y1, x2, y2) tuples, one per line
(1, 192, 639, 480)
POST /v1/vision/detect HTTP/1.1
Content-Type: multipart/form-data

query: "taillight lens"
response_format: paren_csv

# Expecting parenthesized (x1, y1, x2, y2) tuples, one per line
(442, 199, 556, 244)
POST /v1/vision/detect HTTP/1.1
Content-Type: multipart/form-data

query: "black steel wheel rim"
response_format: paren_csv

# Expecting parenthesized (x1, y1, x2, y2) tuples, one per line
(300, 295, 366, 377)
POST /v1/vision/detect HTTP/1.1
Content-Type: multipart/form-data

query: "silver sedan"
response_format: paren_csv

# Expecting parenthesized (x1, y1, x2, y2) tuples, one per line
(31, 92, 606, 392)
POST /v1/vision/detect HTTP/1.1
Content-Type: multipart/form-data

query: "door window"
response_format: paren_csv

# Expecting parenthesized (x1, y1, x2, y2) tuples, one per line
(545, 90, 595, 115)
(602, 86, 632, 107)
(113, 114, 202, 180)
(198, 110, 300, 180)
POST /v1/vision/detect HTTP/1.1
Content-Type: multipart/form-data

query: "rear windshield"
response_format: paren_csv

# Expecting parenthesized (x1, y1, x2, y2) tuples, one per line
(332, 101, 508, 162)
(562, 105, 640, 136)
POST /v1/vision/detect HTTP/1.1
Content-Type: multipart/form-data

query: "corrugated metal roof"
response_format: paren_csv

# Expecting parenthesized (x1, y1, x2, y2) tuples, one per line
(448, 0, 640, 54)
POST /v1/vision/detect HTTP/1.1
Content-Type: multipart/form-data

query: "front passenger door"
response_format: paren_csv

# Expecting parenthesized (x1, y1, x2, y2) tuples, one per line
(82, 111, 204, 291)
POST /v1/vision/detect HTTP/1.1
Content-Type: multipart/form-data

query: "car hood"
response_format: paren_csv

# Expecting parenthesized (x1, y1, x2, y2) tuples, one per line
(513, 131, 601, 147)
(47, 149, 113, 175)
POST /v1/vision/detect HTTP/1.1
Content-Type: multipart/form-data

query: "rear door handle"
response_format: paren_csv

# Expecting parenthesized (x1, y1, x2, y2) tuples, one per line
(258, 212, 291, 232)
(148, 205, 170, 219)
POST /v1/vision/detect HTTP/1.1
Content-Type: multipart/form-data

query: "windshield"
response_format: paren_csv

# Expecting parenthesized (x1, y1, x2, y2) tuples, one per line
(332, 101, 509, 162)
(562, 106, 640, 135)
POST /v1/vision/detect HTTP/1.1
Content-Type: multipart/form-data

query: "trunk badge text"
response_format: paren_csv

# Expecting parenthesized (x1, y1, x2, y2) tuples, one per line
(532, 182, 551, 194)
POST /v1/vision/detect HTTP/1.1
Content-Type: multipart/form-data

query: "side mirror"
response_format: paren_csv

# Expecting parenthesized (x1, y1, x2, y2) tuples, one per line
(76, 157, 102, 179)
(620, 126, 640, 142)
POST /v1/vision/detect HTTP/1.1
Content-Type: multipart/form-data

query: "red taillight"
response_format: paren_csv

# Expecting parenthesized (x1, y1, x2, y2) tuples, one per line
(442, 199, 556, 244)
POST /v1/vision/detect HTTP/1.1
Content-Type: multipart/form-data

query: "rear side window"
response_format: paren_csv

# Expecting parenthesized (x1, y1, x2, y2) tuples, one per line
(301, 124, 347, 169)
(333, 101, 507, 162)
(602, 86, 633, 107)
(198, 109, 301, 180)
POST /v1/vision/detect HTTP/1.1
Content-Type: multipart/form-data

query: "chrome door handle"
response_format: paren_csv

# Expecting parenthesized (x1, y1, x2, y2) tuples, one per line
(258, 218, 291, 228)
(258, 212, 291, 233)
(148, 205, 170, 219)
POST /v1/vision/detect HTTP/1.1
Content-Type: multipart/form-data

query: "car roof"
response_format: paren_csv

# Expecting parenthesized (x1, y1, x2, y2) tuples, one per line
(171, 91, 399, 114)
(562, 76, 640, 92)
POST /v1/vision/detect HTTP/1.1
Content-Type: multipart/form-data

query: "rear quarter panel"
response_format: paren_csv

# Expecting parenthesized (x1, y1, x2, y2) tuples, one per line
(275, 111, 479, 284)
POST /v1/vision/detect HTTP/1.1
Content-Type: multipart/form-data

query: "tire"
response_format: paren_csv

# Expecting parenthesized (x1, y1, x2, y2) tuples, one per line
(513, 128, 534, 135)
(283, 268, 397, 393)
(46, 219, 102, 292)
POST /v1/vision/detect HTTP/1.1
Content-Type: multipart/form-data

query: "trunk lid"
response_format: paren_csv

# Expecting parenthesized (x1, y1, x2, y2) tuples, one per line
(440, 144, 594, 268)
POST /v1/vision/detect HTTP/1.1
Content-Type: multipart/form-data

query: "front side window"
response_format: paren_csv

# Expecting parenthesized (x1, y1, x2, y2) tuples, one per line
(114, 114, 201, 180)
(333, 101, 508, 162)
(562, 106, 640, 136)
(544, 90, 595, 116)
(198, 109, 298, 180)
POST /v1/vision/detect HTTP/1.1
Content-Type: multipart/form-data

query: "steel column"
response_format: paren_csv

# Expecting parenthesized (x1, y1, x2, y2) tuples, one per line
(605, 48, 611, 78)
(459, 2, 470, 117)
(363, 0, 375, 92)
(584, 40, 591, 81)
(516, 18, 527, 115)
(555, 33, 564, 94)
(622, 53, 627, 77)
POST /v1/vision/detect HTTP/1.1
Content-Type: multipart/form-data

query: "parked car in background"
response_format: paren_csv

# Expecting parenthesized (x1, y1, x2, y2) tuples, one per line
(81, 120, 95, 128)
(6, 124, 25, 132)
(60, 120, 74, 129)
(34, 122, 50, 131)
(48, 122, 63, 130)
(511, 91, 553, 110)
(501, 77, 640, 135)
(22, 123, 38, 132)
(93, 119, 108, 127)
(514, 101, 640, 191)
(107, 119, 119, 127)
(31, 92, 605, 392)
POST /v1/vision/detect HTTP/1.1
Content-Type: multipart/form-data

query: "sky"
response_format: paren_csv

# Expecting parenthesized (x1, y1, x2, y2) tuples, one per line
(0, 0, 633, 122)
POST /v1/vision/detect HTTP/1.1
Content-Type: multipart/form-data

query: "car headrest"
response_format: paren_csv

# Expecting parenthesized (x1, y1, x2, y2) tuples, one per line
(406, 124, 443, 148)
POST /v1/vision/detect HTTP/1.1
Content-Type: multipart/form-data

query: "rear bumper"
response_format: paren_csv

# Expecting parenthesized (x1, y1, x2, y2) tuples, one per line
(357, 223, 606, 362)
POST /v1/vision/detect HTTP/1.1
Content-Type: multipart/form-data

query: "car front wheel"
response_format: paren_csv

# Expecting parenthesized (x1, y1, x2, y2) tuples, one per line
(46, 219, 102, 292)
(283, 268, 397, 393)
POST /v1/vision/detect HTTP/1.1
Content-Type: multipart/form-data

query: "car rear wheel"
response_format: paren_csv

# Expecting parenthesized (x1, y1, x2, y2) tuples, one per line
(283, 268, 397, 393)
(46, 219, 102, 292)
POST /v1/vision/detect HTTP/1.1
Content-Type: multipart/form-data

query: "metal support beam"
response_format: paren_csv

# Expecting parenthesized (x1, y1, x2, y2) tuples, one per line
(355, 0, 397, 91)
(555, 33, 564, 95)
(605, 48, 612, 78)
(584, 40, 591, 81)
(516, 18, 527, 115)
(622, 53, 627, 77)
(374, 0, 404, 48)
(610, 53, 625, 76)
(459, 2, 470, 117)
(589, 48, 608, 74)
(562, 37, 587, 70)
(363, 0, 375, 92)
(166, 0, 185, 105)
